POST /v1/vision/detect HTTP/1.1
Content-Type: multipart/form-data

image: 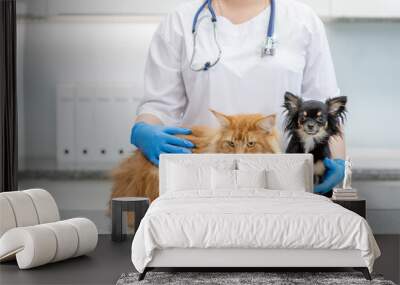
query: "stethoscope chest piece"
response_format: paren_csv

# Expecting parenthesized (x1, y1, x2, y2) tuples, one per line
(261, 36, 276, 57)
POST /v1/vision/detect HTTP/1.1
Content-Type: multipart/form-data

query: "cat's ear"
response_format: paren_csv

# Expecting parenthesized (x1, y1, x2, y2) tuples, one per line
(209, 109, 230, 128)
(283, 92, 302, 114)
(326, 96, 347, 117)
(257, 114, 276, 133)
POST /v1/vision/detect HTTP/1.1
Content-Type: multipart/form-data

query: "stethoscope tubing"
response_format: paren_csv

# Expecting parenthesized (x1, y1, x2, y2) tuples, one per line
(190, 16, 222, 71)
(192, 0, 209, 33)
(267, 0, 275, 39)
(190, 0, 276, 71)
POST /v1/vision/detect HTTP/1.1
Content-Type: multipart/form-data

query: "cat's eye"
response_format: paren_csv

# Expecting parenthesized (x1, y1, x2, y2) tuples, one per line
(247, 141, 256, 148)
(226, 141, 235, 147)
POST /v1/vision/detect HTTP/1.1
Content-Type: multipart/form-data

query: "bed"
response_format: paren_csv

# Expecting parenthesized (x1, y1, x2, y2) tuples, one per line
(131, 154, 380, 280)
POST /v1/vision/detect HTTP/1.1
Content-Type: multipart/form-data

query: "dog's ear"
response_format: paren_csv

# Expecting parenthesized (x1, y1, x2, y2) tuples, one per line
(326, 96, 347, 117)
(209, 109, 230, 128)
(257, 114, 276, 133)
(283, 92, 302, 114)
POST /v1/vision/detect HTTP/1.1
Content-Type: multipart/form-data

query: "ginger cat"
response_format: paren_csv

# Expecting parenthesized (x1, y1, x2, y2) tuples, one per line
(110, 110, 281, 207)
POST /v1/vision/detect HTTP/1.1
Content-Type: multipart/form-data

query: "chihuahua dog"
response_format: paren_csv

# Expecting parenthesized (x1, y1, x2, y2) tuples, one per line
(283, 92, 347, 184)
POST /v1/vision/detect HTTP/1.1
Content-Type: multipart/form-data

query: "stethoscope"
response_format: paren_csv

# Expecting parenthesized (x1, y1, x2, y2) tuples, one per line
(190, 0, 276, 72)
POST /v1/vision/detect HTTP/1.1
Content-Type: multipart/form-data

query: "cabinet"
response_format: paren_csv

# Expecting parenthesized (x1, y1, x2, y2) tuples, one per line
(57, 83, 140, 170)
(47, 0, 185, 16)
(332, 0, 400, 18)
(297, 0, 400, 18)
(299, 0, 331, 18)
(17, 0, 185, 17)
(75, 85, 96, 168)
(17, 0, 48, 16)
(112, 85, 141, 160)
(56, 85, 76, 170)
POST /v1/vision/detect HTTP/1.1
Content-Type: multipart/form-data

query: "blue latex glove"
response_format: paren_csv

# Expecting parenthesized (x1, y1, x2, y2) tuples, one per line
(314, 158, 345, 194)
(131, 122, 194, 166)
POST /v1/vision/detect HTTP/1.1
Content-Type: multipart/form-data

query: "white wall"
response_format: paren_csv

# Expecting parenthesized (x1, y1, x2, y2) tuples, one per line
(17, 18, 400, 167)
(325, 22, 400, 167)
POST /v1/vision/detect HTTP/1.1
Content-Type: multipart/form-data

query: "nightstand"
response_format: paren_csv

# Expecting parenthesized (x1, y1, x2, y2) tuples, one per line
(332, 199, 366, 218)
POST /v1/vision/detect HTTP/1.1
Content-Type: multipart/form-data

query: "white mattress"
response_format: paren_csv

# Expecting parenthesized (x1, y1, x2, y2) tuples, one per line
(131, 190, 380, 273)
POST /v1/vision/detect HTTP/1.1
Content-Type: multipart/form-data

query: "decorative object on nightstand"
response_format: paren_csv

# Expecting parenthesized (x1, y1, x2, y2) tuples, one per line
(112, 197, 149, 242)
(332, 157, 359, 200)
(331, 158, 366, 218)
(342, 157, 353, 190)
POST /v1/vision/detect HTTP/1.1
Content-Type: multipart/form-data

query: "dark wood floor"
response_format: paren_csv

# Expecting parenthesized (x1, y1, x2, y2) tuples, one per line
(1, 235, 399, 285)
(0, 235, 133, 285)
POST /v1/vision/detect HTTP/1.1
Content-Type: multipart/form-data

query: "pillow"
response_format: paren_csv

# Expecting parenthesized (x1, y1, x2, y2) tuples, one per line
(236, 169, 267, 189)
(211, 168, 236, 190)
(266, 163, 307, 191)
(211, 169, 268, 190)
(238, 159, 309, 192)
(166, 163, 212, 192)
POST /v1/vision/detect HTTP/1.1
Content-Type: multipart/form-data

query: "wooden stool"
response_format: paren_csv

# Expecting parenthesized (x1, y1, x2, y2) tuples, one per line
(111, 197, 149, 242)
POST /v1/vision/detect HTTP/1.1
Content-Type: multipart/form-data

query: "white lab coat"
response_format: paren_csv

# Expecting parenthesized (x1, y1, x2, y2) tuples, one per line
(137, 0, 339, 136)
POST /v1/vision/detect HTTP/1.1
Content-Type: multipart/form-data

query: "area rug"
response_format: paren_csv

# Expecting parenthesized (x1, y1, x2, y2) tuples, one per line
(116, 272, 396, 285)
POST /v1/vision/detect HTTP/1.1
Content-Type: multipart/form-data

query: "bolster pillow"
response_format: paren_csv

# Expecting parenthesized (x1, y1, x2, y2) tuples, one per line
(0, 189, 60, 237)
(0, 218, 98, 269)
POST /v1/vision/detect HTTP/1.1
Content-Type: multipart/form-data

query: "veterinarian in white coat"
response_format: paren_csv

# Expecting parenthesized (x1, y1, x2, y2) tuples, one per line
(131, 0, 346, 194)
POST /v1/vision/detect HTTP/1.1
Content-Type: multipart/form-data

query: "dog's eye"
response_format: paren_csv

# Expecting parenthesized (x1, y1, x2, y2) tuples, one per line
(316, 117, 324, 123)
(247, 141, 256, 148)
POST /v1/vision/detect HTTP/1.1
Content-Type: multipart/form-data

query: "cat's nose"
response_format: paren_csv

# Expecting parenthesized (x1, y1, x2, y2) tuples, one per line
(235, 147, 245, 153)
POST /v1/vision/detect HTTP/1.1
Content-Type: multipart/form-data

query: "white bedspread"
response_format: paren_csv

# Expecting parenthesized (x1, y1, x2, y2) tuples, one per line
(131, 190, 380, 273)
